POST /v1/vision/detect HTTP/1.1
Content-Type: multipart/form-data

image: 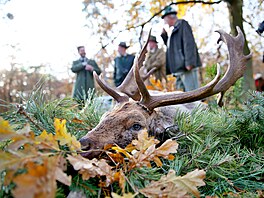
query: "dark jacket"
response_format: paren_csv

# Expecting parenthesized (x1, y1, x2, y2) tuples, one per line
(114, 54, 135, 87)
(71, 58, 101, 100)
(161, 19, 202, 74)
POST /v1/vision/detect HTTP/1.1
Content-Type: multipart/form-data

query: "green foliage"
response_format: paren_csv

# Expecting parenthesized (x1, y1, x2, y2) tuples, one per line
(1, 86, 264, 197)
(231, 91, 264, 149)
(163, 91, 264, 196)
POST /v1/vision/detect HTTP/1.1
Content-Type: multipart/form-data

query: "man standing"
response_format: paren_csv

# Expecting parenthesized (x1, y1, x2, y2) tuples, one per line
(144, 35, 167, 83)
(114, 42, 135, 87)
(161, 6, 202, 92)
(71, 46, 101, 101)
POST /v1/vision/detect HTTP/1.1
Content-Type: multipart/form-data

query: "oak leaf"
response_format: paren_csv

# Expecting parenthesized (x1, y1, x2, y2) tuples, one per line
(139, 169, 206, 198)
(67, 154, 115, 186)
(128, 132, 178, 169)
(155, 139, 178, 159)
(132, 130, 159, 151)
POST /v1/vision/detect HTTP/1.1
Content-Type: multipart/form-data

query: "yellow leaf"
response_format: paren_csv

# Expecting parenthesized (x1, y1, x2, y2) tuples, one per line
(54, 118, 81, 151)
(112, 145, 132, 158)
(35, 130, 59, 150)
(0, 117, 16, 141)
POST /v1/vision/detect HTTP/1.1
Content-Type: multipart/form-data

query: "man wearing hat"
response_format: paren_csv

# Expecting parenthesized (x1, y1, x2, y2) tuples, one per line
(144, 35, 167, 83)
(161, 6, 202, 92)
(113, 42, 135, 87)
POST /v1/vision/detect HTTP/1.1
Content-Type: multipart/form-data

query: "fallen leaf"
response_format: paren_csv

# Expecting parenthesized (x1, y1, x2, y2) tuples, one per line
(55, 167, 71, 186)
(140, 169, 206, 198)
(132, 130, 159, 151)
(67, 154, 115, 186)
(155, 139, 178, 158)
(12, 157, 58, 198)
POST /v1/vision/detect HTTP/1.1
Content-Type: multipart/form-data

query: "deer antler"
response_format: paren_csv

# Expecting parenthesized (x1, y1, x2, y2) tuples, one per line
(94, 29, 153, 102)
(93, 72, 129, 102)
(135, 26, 252, 111)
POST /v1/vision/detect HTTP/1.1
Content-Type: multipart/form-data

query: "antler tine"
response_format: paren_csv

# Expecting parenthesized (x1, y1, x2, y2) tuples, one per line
(213, 26, 252, 92)
(139, 26, 251, 111)
(142, 67, 157, 81)
(117, 29, 152, 100)
(93, 71, 129, 103)
(134, 57, 151, 103)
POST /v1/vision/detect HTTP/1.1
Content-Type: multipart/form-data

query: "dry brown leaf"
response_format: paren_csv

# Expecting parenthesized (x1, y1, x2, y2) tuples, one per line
(55, 167, 71, 186)
(128, 131, 179, 169)
(139, 169, 206, 198)
(0, 143, 39, 172)
(119, 169, 126, 194)
(155, 139, 178, 158)
(108, 152, 125, 164)
(67, 154, 115, 186)
(111, 192, 138, 198)
(71, 117, 84, 124)
(132, 130, 159, 151)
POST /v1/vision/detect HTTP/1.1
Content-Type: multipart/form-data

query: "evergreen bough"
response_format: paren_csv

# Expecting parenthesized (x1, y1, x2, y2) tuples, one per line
(1, 86, 263, 197)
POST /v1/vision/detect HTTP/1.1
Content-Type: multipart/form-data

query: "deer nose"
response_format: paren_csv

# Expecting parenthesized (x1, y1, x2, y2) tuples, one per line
(79, 137, 93, 150)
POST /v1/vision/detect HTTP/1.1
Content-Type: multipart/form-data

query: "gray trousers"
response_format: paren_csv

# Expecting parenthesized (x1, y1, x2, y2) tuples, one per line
(175, 68, 199, 92)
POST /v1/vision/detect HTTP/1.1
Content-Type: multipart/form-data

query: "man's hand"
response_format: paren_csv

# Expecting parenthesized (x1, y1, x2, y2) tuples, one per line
(186, 65, 193, 71)
(85, 64, 94, 71)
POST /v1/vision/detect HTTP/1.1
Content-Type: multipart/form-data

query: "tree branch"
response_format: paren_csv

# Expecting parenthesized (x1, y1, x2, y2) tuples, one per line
(130, 0, 222, 30)
(95, 0, 222, 56)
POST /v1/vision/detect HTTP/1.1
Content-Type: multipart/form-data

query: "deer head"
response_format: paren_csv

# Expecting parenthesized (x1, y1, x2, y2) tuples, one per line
(79, 27, 252, 159)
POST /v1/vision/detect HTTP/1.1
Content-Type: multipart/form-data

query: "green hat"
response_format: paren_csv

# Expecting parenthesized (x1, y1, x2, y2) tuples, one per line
(149, 35, 158, 43)
(161, 6, 177, 19)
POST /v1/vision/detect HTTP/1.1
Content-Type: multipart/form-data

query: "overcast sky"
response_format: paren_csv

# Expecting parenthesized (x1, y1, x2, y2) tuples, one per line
(0, 0, 97, 78)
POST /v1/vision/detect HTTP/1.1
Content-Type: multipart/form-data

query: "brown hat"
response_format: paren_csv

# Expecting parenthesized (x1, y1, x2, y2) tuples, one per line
(149, 35, 158, 43)
(118, 42, 129, 49)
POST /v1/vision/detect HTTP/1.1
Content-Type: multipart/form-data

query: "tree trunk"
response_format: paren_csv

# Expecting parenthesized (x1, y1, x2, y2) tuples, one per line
(226, 0, 255, 91)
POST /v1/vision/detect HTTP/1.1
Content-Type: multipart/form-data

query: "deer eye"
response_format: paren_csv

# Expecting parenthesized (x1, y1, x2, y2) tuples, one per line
(130, 123, 142, 131)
